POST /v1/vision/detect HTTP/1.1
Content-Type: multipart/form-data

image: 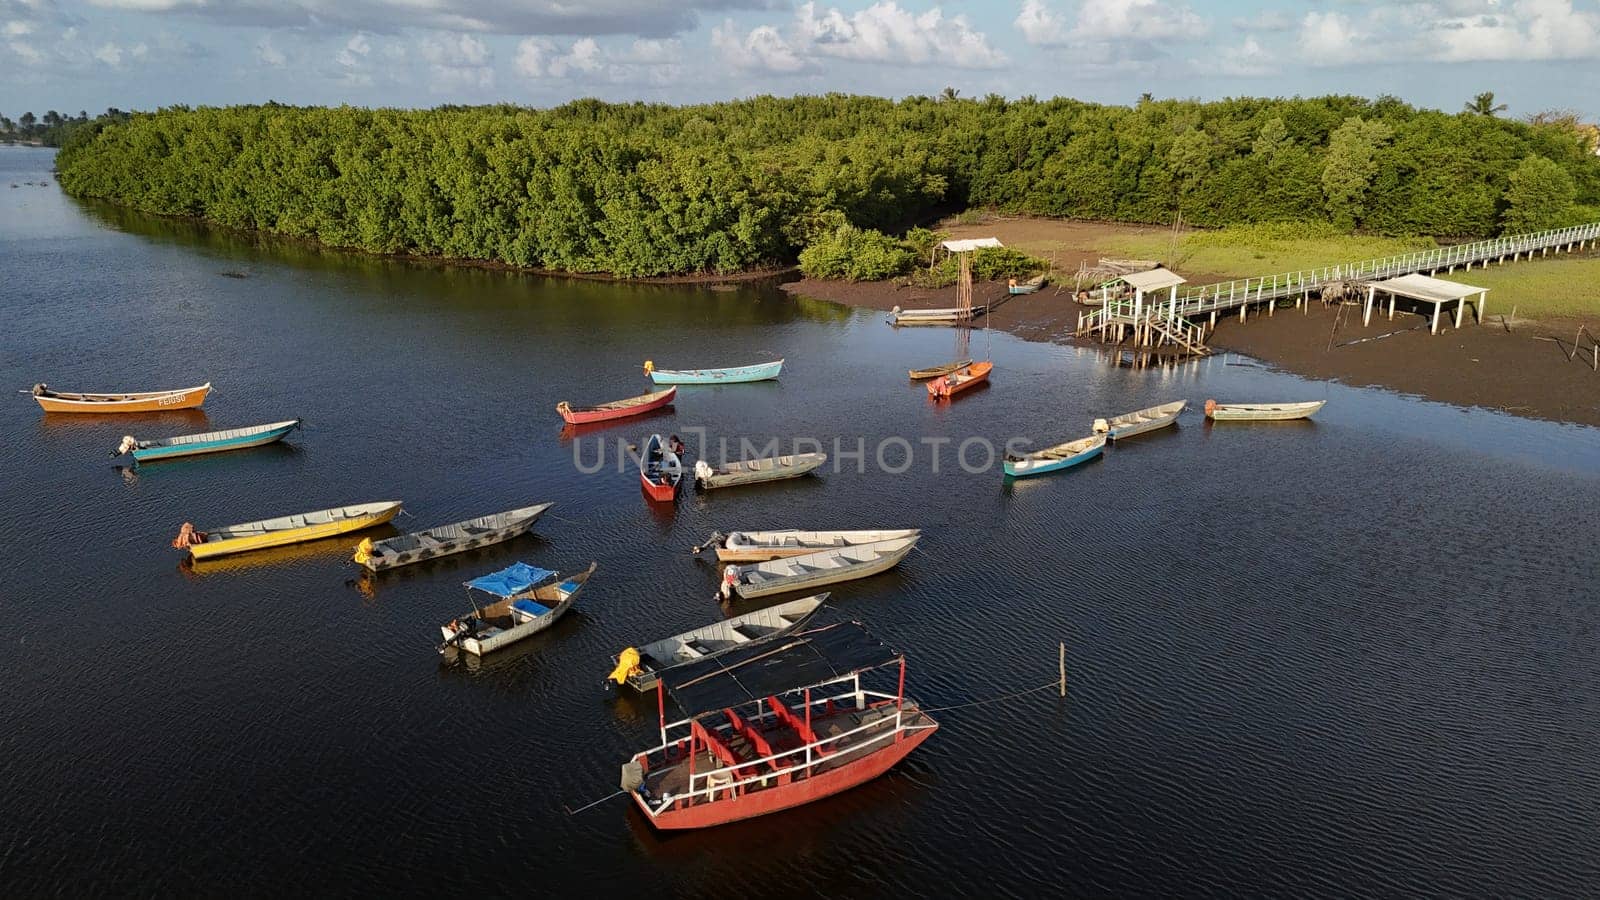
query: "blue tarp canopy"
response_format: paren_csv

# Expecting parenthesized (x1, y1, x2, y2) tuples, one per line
(466, 562, 555, 597)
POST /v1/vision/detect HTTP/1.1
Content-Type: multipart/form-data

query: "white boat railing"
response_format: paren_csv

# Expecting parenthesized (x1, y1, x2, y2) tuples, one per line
(1082, 221, 1600, 330)
(644, 686, 929, 814)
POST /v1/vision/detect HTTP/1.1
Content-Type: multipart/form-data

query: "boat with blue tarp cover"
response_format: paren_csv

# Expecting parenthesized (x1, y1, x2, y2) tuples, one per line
(440, 561, 597, 656)
(644, 359, 783, 384)
(620, 616, 939, 830)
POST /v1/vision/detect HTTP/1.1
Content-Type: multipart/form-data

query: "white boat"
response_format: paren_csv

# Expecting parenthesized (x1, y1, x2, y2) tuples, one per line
(692, 453, 827, 489)
(1093, 400, 1186, 440)
(1204, 399, 1325, 421)
(439, 562, 596, 656)
(608, 595, 828, 692)
(356, 503, 553, 572)
(887, 305, 987, 326)
(719, 536, 918, 600)
(693, 529, 921, 563)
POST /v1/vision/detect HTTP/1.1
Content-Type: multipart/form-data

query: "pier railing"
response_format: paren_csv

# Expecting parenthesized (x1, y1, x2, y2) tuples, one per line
(1169, 221, 1600, 317)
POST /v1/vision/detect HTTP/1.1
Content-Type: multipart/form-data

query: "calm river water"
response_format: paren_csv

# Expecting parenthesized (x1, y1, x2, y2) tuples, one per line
(2, 145, 1598, 897)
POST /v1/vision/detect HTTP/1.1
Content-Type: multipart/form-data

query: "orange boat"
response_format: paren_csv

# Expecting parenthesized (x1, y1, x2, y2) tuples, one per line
(926, 361, 991, 399)
(29, 382, 211, 414)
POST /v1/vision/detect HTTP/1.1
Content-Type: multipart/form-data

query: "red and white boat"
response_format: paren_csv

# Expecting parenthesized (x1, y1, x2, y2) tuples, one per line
(621, 619, 939, 830)
(557, 386, 676, 425)
(639, 433, 682, 503)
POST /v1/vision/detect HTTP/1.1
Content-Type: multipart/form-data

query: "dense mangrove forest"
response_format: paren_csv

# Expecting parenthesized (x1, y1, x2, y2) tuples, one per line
(54, 94, 1600, 278)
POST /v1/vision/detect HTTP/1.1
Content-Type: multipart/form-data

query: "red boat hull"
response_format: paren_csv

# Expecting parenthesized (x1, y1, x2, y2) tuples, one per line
(927, 362, 992, 399)
(559, 387, 676, 425)
(641, 473, 678, 502)
(634, 724, 937, 830)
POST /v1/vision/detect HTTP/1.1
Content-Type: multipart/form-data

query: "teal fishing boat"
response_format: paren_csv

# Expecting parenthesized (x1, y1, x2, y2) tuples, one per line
(1003, 433, 1105, 478)
(114, 419, 302, 463)
(644, 359, 783, 384)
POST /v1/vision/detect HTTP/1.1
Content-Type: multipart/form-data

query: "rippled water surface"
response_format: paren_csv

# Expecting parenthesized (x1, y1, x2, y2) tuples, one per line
(3, 146, 1599, 897)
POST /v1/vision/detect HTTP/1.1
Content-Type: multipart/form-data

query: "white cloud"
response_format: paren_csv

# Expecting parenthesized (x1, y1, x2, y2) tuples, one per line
(711, 21, 810, 72)
(91, 39, 146, 67)
(1298, 10, 1366, 66)
(1281, 1, 1600, 69)
(1214, 35, 1274, 76)
(417, 32, 493, 90)
(1432, 0, 1600, 61)
(715, 1, 1005, 73)
(256, 34, 285, 67)
(78, 0, 779, 39)
(336, 32, 370, 68)
(516, 35, 684, 83)
(1017, 0, 1206, 46)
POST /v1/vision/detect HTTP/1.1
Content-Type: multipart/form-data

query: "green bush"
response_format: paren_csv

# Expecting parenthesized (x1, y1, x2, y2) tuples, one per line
(798, 226, 915, 281)
(913, 246, 1049, 287)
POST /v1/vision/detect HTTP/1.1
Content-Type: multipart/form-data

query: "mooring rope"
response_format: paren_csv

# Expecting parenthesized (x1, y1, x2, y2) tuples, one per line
(564, 789, 626, 816)
(918, 678, 1063, 714)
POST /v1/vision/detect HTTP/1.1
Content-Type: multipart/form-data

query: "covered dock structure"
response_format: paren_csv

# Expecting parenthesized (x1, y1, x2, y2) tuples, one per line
(1361, 273, 1488, 335)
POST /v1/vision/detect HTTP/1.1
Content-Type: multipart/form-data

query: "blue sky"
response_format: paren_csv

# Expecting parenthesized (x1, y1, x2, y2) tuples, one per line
(3, 1, 1598, 118)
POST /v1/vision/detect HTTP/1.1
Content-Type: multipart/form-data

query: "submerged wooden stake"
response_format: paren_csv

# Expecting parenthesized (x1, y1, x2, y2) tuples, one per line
(1058, 642, 1066, 697)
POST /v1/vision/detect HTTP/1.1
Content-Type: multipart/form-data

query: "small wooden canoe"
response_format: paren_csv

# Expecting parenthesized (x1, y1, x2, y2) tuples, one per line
(610, 594, 828, 692)
(441, 562, 596, 656)
(1008, 274, 1046, 295)
(178, 500, 401, 561)
(114, 419, 300, 462)
(31, 382, 210, 413)
(355, 502, 553, 572)
(644, 360, 783, 384)
(695, 529, 921, 563)
(1204, 399, 1325, 421)
(927, 361, 992, 399)
(909, 358, 973, 380)
(693, 453, 827, 490)
(1004, 433, 1105, 478)
(888, 306, 987, 326)
(719, 536, 918, 600)
(557, 387, 675, 425)
(1093, 400, 1186, 441)
(640, 433, 683, 502)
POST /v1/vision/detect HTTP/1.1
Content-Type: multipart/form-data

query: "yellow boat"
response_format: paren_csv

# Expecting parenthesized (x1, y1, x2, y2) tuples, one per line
(176, 501, 402, 562)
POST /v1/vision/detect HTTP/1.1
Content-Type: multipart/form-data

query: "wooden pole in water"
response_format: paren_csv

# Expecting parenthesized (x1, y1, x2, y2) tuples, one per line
(1058, 642, 1066, 697)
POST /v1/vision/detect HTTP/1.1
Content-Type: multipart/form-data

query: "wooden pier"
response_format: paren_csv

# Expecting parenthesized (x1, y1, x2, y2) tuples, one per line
(1076, 221, 1600, 354)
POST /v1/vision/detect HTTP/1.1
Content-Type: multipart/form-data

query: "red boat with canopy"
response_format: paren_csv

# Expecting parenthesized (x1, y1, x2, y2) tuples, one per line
(620, 618, 939, 830)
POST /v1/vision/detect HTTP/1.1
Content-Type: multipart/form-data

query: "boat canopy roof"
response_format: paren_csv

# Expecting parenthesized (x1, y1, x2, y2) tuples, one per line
(659, 620, 901, 719)
(466, 562, 555, 597)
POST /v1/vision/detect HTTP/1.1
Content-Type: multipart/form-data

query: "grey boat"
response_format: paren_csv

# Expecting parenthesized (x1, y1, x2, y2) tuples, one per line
(356, 502, 553, 572)
(693, 453, 827, 490)
(719, 536, 919, 600)
(613, 594, 828, 692)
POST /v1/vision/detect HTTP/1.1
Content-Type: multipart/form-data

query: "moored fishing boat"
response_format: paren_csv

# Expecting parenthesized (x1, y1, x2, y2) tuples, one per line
(887, 306, 987, 326)
(1092, 400, 1186, 441)
(1008, 274, 1046, 295)
(693, 529, 921, 563)
(557, 387, 676, 425)
(719, 536, 918, 600)
(608, 594, 828, 692)
(640, 433, 683, 502)
(1004, 433, 1106, 478)
(644, 360, 783, 384)
(354, 502, 554, 572)
(30, 381, 211, 413)
(621, 618, 939, 830)
(173, 500, 401, 561)
(1204, 399, 1325, 421)
(927, 361, 992, 399)
(440, 562, 596, 656)
(908, 358, 973, 380)
(112, 419, 301, 462)
(693, 453, 827, 490)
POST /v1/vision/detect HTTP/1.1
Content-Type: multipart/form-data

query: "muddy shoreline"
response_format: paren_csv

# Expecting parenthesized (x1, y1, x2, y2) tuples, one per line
(781, 277, 1600, 428)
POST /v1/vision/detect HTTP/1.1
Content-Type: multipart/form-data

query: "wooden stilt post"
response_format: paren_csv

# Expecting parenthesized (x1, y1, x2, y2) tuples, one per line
(1059, 642, 1066, 697)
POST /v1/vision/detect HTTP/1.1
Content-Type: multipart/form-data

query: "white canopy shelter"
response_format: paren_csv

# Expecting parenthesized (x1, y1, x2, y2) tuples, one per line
(1119, 268, 1188, 293)
(1362, 273, 1488, 334)
(939, 237, 1003, 253)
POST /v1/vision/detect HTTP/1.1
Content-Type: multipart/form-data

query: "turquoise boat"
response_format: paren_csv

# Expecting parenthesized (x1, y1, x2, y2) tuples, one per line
(1003, 433, 1105, 478)
(644, 359, 783, 384)
(114, 419, 302, 463)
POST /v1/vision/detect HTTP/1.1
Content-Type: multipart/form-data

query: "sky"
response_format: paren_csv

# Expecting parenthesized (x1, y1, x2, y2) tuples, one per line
(2, 0, 1599, 119)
